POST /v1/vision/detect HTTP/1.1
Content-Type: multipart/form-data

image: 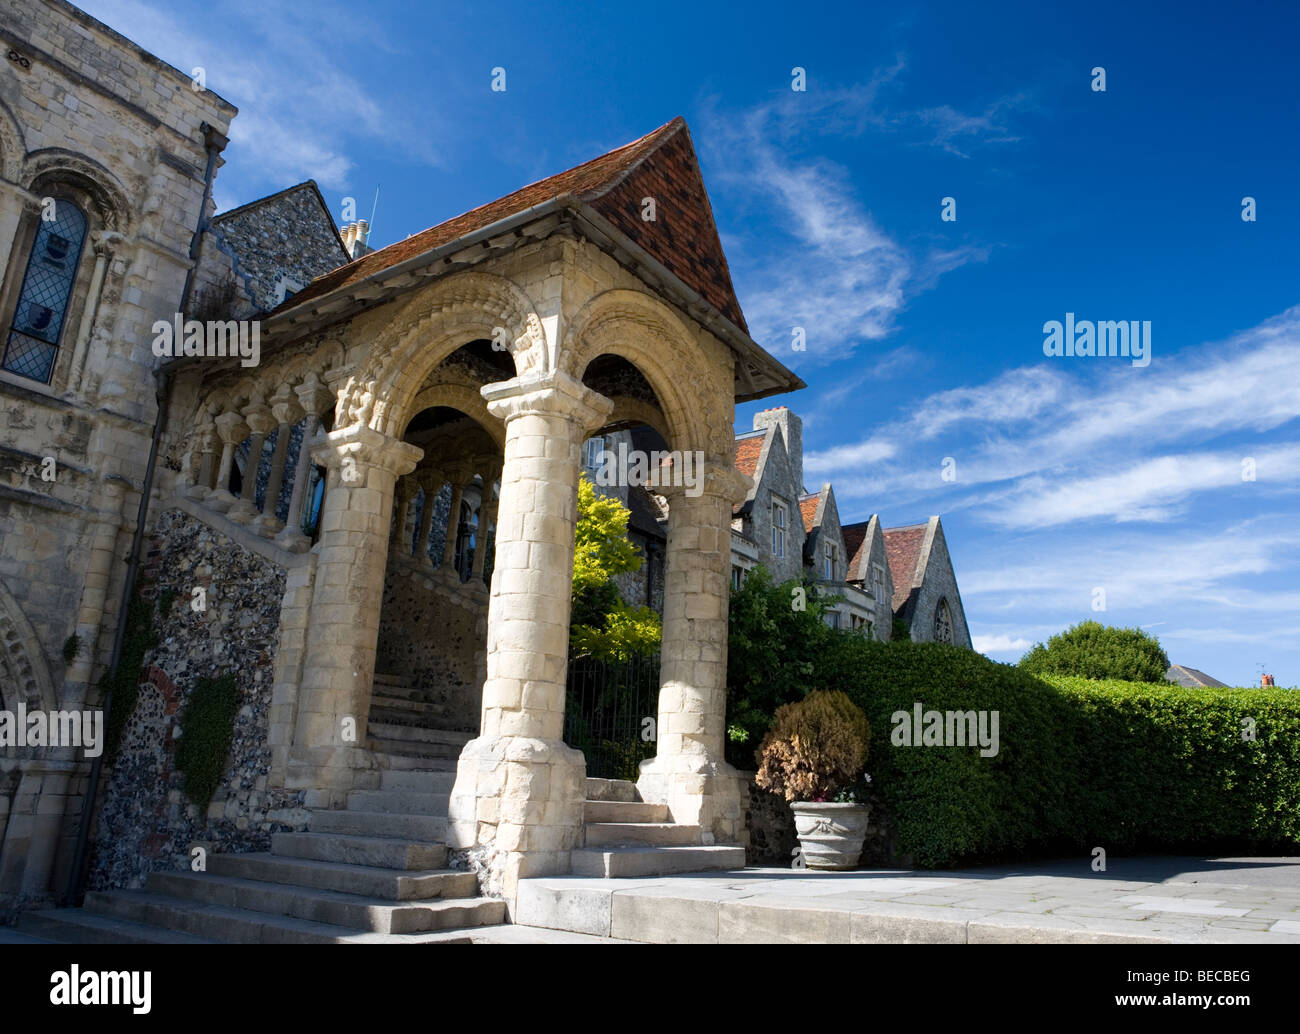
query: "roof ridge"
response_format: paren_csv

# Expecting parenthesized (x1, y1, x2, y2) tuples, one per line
(579, 117, 685, 202)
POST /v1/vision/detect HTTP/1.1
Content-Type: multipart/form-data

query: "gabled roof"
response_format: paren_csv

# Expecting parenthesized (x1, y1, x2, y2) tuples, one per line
(841, 521, 868, 573)
(275, 118, 746, 329)
(734, 432, 765, 480)
(1166, 664, 1230, 689)
(798, 493, 821, 533)
(883, 522, 930, 613)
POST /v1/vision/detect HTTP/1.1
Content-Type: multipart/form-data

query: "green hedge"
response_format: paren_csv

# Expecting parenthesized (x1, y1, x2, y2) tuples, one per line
(736, 631, 1300, 867)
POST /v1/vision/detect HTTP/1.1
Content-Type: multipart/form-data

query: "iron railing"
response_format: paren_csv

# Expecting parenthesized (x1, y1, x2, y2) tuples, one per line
(563, 651, 660, 781)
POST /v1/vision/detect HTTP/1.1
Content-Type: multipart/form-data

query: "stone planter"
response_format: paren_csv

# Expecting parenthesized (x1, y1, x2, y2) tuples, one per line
(790, 802, 871, 870)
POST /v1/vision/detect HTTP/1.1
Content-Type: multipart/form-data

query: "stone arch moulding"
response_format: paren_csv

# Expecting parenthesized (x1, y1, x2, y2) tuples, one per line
(0, 98, 25, 183)
(563, 288, 725, 458)
(405, 382, 506, 450)
(343, 271, 548, 438)
(22, 149, 133, 234)
(0, 580, 58, 714)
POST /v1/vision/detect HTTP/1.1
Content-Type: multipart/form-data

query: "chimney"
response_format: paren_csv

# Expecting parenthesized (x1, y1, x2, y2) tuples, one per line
(340, 221, 357, 254)
(1262, 674, 1275, 688)
(753, 406, 803, 495)
(351, 219, 370, 258)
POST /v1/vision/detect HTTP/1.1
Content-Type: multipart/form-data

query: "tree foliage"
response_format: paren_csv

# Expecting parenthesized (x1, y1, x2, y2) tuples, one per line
(570, 475, 660, 661)
(1018, 620, 1170, 683)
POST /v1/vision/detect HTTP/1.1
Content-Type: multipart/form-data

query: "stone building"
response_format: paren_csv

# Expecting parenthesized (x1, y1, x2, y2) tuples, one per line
(878, 517, 972, 647)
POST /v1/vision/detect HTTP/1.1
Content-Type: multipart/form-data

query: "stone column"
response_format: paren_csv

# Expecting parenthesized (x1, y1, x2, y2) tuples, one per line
(228, 402, 275, 525)
(254, 385, 305, 535)
(391, 477, 414, 555)
(413, 469, 440, 563)
(637, 460, 751, 845)
(469, 462, 500, 588)
(207, 411, 249, 513)
(185, 425, 218, 501)
(275, 378, 334, 553)
(439, 470, 470, 580)
(287, 423, 422, 804)
(447, 370, 612, 904)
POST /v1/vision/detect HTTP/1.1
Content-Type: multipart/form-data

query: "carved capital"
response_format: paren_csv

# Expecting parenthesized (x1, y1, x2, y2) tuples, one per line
(310, 423, 423, 479)
(214, 411, 250, 445)
(483, 370, 613, 432)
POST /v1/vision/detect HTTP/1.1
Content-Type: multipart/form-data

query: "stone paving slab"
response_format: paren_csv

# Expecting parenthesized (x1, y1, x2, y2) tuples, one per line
(517, 856, 1300, 944)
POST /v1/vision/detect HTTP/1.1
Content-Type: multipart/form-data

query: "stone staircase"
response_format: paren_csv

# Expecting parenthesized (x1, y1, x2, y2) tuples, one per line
(19, 673, 503, 944)
(572, 778, 746, 878)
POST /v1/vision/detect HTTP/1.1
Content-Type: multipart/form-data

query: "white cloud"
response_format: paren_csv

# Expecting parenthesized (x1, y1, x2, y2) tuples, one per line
(972, 634, 1033, 654)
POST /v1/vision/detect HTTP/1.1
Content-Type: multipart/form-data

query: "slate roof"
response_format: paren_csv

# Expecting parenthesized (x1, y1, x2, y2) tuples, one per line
(273, 118, 747, 329)
(1166, 664, 1230, 689)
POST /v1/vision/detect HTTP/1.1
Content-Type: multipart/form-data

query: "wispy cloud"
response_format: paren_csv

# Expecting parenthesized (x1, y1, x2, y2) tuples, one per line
(81, 0, 444, 201)
(699, 63, 1024, 364)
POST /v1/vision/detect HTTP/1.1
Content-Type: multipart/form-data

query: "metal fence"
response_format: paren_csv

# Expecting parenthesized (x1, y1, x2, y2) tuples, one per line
(563, 651, 660, 781)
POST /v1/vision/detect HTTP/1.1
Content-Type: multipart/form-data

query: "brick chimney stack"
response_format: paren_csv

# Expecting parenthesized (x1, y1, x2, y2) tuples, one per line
(1262, 673, 1275, 687)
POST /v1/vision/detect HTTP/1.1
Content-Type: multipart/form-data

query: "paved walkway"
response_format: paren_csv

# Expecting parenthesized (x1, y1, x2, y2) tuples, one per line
(517, 856, 1300, 943)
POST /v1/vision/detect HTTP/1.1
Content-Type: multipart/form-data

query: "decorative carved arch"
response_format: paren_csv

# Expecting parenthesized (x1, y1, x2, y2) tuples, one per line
(405, 382, 505, 450)
(599, 394, 673, 445)
(563, 288, 726, 456)
(23, 149, 132, 233)
(0, 580, 58, 713)
(344, 272, 547, 437)
(0, 99, 25, 183)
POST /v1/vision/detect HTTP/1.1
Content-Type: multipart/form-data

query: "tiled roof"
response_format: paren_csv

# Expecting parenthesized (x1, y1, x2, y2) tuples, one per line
(841, 521, 869, 575)
(883, 523, 929, 612)
(273, 117, 747, 329)
(1166, 664, 1229, 689)
(798, 494, 820, 533)
(733, 433, 764, 480)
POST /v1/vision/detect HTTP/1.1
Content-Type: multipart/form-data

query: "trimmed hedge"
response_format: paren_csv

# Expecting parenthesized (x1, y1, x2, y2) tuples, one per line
(741, 632, 1300, 868)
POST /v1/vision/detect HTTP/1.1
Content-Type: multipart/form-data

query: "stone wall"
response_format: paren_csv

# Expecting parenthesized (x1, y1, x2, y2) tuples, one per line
(374, 554, 486, 732)
(86, 508, 307, 891)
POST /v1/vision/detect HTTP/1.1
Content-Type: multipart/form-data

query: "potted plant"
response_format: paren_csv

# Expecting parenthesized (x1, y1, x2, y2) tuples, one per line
(755, 690, 872, 870)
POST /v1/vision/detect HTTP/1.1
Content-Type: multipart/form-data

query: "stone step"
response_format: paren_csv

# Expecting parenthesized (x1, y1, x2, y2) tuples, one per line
(366, 737, 463, 760)
(373, 672, 414, 690)
(346, 789, 450, 815)
(585, 777, 639, 803)
(368, 722, 472, 747)
(308, 809, 447, 841)
(381, 768, 457, 792)
(272, 831, 446, 870)
(371, 752, 458, 772)
(369, 702, 455, 725)
(584, 800, 670, 824)
(584, 823, 702, 848)
(83, 889, 483, 944)
(208, 853, 475, 901)
(18, 908, 218, 944)
(570, 845, 747, 879)
(144, 871, 502, 935)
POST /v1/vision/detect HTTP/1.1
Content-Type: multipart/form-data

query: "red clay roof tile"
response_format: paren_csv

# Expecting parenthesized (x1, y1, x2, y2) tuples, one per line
(883, 524, 928, 612)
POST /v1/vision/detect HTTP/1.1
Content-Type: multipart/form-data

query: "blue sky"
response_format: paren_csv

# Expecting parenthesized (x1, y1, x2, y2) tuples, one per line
(84, 0, 1300, 686)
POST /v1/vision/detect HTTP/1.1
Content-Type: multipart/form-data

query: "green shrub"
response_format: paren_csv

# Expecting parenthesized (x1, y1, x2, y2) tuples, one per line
(102, 590, 158, 761)
(755, 690, 871, 802)
(1019, 620, 1170, 683)
(174, 673, 241, 809)
(62, 633, 80, 665)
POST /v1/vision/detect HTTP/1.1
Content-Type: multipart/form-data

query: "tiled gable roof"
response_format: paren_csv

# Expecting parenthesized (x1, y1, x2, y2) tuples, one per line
(883, 523, 929, 613)
(273, 118, 747, 329)
(798, 494, 820, 533)
(733, 433, 764, 480)
(841, 521, 869, 575)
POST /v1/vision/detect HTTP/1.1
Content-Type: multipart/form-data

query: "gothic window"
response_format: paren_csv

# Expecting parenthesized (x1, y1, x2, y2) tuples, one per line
(772, 500, 786, 558)
(454, 502, 476, 578)
(934, 598, 954, 644)
(823, 542, 837, 581)
(3, 199, 88, 383)
(871, 563, 885, 601)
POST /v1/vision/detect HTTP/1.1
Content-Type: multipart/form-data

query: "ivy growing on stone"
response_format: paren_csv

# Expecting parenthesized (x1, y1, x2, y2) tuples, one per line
(174, 672, 240, 809)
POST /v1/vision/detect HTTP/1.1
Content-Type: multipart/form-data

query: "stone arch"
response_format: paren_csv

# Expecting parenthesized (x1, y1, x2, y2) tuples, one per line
(0, 580, 57, 713)
(563, 288, 725, 457)
(23, 149, 132, 233)
(0, 99, 25, 183)
(405, 382, 505, 450)
(343, 272, 547, 438)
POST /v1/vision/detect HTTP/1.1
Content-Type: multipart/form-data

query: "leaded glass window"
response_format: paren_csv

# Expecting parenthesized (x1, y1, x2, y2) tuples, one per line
(3, 200, 88, 383)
